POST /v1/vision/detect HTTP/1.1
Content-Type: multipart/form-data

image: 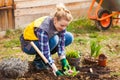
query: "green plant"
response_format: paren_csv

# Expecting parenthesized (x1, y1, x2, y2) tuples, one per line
(63, 66, 79, 77)
(90, 40, 101, 58)
(66, 50, 81, 58)
(3, 38, 20, 48)
(67, 17, 97, 34)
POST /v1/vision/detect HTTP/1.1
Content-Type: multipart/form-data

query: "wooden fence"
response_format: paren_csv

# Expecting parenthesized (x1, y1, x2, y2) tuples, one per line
(14, 0, 91, 29)
(0, 0, 14, 31)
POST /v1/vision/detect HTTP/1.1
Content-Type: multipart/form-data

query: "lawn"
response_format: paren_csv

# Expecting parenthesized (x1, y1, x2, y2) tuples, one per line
(0, 17, 120, 80)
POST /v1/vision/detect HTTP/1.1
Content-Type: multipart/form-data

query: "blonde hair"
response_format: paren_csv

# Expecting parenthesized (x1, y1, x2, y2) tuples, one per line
(54, 3, 73, 22)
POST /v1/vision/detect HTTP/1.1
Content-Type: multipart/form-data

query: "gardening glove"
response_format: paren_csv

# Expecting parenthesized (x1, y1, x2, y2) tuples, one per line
(51, 63, 64, 76)
(61, 58, 71, 71)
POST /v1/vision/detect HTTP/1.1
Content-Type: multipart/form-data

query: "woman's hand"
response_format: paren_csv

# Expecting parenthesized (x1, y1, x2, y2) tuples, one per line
(60, 58, 71, 71)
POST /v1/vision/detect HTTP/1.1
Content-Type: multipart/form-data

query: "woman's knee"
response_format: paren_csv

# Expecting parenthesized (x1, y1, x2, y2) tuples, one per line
(65, 32, 74, 46)
(23, 41, 39, 55)
(49, 35, 59, 50)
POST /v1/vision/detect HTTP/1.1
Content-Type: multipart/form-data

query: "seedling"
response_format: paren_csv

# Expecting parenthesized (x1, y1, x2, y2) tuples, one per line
(63, 67, 79, 77)
(90, 40, 101, 59)
(66, 50, 81, 58)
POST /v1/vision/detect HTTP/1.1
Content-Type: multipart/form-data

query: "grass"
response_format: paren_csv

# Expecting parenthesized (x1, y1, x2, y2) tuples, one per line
(0, 29, 24, 59)
(67, 17, 98, 34)
(3, 38, 20, 48)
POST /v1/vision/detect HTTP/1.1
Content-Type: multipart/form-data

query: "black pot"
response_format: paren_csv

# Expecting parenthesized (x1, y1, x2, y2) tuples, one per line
(83, 57, 98, 65)
(67, 57, 80, 68)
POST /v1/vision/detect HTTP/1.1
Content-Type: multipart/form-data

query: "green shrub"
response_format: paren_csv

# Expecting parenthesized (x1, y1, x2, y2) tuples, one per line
(66, 50, 81, 58)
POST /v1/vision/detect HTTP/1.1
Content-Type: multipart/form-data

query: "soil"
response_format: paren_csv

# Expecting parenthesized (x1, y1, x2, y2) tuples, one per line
(1, 57, 120, 80)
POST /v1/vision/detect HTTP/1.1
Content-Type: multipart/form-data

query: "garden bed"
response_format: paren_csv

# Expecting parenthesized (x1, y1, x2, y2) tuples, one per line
(1, 57, 120, 80)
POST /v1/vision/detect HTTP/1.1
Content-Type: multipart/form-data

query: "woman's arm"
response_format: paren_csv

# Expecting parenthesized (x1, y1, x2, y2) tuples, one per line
(58, 30, 66, 59)
(36, 29, 53, 64)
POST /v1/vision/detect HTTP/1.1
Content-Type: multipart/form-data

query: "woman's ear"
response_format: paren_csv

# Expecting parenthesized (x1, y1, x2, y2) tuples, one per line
(53, 17, 58, 24)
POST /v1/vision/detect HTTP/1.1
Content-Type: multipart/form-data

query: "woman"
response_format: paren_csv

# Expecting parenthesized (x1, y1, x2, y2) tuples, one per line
(20, 3, 73, 76)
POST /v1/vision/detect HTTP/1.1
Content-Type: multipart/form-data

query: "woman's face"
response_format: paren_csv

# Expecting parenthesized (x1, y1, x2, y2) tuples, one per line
(54, 17, 70, 32)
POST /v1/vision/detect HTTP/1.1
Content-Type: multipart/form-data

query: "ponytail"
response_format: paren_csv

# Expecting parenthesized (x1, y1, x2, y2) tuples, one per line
(54, 3, 73, 22)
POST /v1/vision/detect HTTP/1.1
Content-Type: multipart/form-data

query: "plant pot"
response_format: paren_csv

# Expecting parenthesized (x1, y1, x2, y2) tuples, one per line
(98, 54, 107, 67)
(67, 57, 80, 68)
(83, 56, 98, 65)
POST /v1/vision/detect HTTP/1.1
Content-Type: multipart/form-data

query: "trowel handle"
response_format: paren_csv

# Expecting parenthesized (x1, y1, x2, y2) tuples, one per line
(30, 41, 49, 64)
(30, 41, 57, 76)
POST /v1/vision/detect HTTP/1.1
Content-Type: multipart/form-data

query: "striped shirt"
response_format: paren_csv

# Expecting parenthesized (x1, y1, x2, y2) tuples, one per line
(36, 29, 65, 64)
